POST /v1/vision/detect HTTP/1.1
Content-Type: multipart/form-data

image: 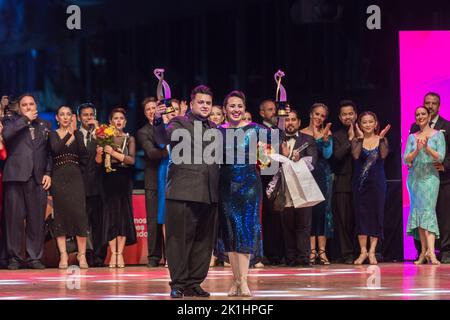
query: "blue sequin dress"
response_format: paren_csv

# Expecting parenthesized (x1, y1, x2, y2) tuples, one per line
(352, 146, 386, 238)
(218, 123, 266, 255)
(311, 137, 334, 238)
(157, 146, 170, 225)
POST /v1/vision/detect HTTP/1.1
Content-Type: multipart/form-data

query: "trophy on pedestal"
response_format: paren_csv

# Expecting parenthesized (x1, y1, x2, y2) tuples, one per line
(274, 69, 289, 117)
(154, 68, 176, 114)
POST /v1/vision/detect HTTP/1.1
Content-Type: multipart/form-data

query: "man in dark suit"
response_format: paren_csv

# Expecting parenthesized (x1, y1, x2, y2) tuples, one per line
(277, 110, 317, 267)
(259, 99, 285, 265)
(332, 100, 358, 264)
(77, 102, 106, 267)
(154, 85, 219, 298)
(409, 92, 450, 263)
(137, 97, 168, 268)
(2, 94, 52, 270)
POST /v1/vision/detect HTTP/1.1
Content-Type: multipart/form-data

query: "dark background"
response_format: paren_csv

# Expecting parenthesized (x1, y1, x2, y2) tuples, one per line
(2, 0, 450, 260)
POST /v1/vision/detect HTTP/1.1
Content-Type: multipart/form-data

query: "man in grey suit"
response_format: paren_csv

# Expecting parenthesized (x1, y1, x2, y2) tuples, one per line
(154, 85, 219, 298)
(137, 97, 168, 268)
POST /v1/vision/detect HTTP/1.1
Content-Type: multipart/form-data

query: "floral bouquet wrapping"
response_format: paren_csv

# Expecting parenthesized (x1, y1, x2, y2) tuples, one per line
(95, 124, 117, 172)
(257, 141, 275, 170)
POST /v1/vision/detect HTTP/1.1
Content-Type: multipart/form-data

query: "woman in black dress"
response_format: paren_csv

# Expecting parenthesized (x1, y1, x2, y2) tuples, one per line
(96, 107, 136, 268)
(49, 106, 89, 269)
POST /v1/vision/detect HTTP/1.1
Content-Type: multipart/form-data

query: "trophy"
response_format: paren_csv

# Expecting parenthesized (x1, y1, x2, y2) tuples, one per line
(154, 68, 176, 114)
(274, 69, 289, 117)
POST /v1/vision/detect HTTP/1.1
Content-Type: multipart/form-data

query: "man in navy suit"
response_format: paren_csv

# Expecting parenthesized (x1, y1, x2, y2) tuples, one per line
(2, 94, 52, 269)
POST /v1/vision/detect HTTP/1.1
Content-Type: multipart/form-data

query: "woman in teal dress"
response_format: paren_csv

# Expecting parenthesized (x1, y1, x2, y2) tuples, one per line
(404, 106, 446, 265)
(301, 103, 334, 265)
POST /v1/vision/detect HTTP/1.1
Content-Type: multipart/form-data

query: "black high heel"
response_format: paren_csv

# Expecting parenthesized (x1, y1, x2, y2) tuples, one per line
(318, 249, 331, 265)
(309, 249, 318, 265)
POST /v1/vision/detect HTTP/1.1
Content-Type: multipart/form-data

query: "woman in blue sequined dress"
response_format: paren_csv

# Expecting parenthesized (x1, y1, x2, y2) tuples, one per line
(218, 90, 279, 297)
(300, 103, 334, 265)
(351, 112, 390, 265)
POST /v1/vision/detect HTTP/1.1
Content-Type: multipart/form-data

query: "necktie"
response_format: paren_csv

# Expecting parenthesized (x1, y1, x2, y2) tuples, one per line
(29, 126, 35, 140)
(86, 131, 91, 145)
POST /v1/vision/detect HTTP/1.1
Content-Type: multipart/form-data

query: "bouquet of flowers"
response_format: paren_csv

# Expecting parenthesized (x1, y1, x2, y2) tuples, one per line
(95, 124, 117, 172)
(257, 141, 275, 170)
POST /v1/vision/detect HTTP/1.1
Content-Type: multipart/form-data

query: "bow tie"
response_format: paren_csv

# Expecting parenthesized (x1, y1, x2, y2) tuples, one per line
(285, 135, 297, 141)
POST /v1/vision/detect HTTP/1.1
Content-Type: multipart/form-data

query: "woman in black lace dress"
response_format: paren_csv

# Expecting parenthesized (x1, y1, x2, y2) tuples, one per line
(96, 107, 136, 268)
(49, 106, 89, 269)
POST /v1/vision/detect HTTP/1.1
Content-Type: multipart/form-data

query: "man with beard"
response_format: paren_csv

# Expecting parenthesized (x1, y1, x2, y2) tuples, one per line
(332, 100, 358, 264)
(277, 110, 317, 266)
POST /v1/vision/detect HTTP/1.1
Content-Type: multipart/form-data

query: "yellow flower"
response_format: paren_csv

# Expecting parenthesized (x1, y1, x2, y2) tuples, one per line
(104, 128, 115, 136)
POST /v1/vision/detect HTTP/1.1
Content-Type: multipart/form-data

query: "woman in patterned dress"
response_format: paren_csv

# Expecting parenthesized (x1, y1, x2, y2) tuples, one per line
(404, 106, 446, 265)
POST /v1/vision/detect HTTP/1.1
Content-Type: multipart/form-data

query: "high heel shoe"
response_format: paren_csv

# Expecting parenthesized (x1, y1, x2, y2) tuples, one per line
(77, 252, 89, 269)
(368, 252, 378, 265)
(117, 252, 125, 268)
(109, 252, 118, 268)
(426, 251, 441, 265)
(318, 249, 331, 265)
(309, 249, 318, 265)
(227, 280, 241, 297)
(414, 252, 427, 265)
(59, 251, 69, 269)
(354, 252, 369, 265)
(239, 276, 252, 297)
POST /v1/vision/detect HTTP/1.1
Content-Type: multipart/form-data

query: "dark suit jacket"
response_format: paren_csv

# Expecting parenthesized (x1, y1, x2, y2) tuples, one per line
(79, 129, 102, 197)
(409, 115, 450, 185)
(2, 115, 52, 184)
(285, 132, 318, 166)
(137, 123, 168, 191)
(332, 127, 353, 192)
(154, 112, 220, 204)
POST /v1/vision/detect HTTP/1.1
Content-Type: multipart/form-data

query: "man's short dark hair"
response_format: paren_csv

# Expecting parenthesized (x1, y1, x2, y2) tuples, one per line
(338, 100, 357, 113)
(141, 97, 158, 109)
(77, 102, 96, 117)
(424, 92, 440, 105)
(259, 99, 275, 111)
(17, 93, 37, 106)
(289, 109, 300, 120)
(190, 85, 213, 101)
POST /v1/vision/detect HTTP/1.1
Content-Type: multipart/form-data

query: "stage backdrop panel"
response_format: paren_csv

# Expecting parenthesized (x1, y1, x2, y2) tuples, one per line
(400, 30, 450, 260)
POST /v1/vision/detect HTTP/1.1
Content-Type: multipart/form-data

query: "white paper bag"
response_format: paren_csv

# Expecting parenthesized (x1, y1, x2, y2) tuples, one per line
(270, 153, 324, 208)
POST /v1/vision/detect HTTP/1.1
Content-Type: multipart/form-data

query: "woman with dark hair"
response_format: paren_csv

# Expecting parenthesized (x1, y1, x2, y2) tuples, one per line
(352, 111, 390, 265)
(218, 90, 281, 296)
(49, 106, 89, 269)
(96, 107, 137, 268)
(300, 103, 333, 265)
(404, 106, 446, 265)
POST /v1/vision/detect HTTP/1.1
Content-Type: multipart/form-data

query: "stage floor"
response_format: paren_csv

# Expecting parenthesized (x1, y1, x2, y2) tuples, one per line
(0, 263, 449, 300)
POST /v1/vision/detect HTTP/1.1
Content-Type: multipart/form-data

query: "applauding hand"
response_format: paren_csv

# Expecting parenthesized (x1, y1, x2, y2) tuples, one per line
(379, 124, 391, 139)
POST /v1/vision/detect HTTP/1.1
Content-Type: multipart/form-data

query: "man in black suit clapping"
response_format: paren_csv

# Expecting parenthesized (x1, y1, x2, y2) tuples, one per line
(2, 94, 52, 270)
